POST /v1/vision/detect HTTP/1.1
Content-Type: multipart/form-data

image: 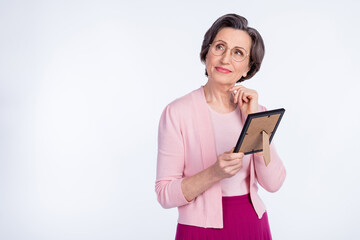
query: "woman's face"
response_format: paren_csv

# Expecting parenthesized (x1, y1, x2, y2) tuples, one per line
(205, 27, 252, 86)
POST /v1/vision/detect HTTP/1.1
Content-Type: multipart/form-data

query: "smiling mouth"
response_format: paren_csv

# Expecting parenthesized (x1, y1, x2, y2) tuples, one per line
(215, 67, 232, 73)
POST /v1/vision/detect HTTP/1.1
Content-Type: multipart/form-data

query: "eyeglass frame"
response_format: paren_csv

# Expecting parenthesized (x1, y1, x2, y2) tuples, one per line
(209, 41, 250, 62)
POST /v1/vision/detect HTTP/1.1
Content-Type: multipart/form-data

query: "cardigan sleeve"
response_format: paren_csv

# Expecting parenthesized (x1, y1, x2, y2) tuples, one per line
(252, 105, 286, 192)
(155, 104, 190, 209)
(253, 143, 286, 192)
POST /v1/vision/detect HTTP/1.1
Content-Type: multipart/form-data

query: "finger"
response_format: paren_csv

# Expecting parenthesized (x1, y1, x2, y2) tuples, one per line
(222, 158, 242, 169)
(244, 91, 258, 101)
(228, 151, 244, 159)
(239, 90, 245, 106)
(231, 86, 246, 103)
(233, 152, 244, 158)
(230, 158, 243, 167)
(232, 90, 237, 104)
(231, 89, 237, 98)
(234, 88, 241, 104)
(243, 92, 252, 103)
(221, 152, 244, 161)
(227, 161, 243, 174)
(231, 161, 243, 170)
(242, 94, 249, 103)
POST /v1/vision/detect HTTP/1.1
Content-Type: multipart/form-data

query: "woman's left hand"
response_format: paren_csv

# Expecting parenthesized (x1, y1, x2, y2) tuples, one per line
(229, 85, 259, 116)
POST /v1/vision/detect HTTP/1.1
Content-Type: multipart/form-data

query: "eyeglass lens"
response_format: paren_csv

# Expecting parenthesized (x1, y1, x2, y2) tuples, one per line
(211, 42, 247, 62)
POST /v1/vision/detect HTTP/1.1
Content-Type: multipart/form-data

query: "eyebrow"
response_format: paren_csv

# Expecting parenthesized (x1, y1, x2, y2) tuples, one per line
(213, 40, 246, 49)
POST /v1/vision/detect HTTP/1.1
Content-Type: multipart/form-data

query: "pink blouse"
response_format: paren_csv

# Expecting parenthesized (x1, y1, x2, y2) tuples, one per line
(208, 105, 250, 196)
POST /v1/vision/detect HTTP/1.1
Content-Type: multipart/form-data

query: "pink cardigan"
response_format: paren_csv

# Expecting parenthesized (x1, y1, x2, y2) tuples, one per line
(155, 86, 286, 228)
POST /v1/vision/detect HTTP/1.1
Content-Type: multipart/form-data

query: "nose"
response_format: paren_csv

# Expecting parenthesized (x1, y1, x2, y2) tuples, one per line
(220, 48, 231, 64)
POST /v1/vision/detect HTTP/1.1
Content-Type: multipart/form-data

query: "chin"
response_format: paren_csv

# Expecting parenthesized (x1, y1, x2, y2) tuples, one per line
(212, 77, 237, 85)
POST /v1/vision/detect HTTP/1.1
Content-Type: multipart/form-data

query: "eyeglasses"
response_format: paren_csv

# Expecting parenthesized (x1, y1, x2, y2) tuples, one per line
(209, 41, 249, 62)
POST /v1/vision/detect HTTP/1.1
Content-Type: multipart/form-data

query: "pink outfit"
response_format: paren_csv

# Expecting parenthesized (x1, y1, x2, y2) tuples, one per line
(208, 105, 250, 196)
(155, 86, 286, 228)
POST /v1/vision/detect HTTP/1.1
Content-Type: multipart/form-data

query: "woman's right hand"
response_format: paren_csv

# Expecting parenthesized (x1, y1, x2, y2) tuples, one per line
(212, 148, 244, 179)
(181, 148, 244, 202)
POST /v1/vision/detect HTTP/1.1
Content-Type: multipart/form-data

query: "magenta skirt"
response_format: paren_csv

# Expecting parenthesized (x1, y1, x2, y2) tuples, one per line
(175, 194, 272, 240)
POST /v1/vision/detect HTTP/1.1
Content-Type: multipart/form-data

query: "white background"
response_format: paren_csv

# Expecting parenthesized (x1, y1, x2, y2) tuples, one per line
(1, 0, 360, 239)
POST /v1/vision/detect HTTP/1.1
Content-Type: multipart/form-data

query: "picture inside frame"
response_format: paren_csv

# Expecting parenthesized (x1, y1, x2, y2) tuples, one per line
(234, 108, 285, 155)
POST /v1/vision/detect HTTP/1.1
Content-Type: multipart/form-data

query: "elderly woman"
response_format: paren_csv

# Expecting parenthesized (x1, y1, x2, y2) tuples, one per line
(155, 14, 286, 239)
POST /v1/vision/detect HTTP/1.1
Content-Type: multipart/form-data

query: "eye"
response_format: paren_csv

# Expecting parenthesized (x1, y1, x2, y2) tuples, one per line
(234, 48, 245, 56)
(215, 44, 225, 51)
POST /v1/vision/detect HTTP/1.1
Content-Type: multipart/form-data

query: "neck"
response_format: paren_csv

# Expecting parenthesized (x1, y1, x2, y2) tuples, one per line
(203, 81, 236, 113)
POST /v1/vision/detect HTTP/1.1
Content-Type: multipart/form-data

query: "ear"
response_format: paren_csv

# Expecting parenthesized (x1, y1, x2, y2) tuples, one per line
(242, 69, 249, 77)
(243, 64, 251, 77)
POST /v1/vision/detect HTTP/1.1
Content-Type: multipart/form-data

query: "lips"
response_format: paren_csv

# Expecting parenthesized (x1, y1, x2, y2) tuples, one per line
(215, 67, 232, 73)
